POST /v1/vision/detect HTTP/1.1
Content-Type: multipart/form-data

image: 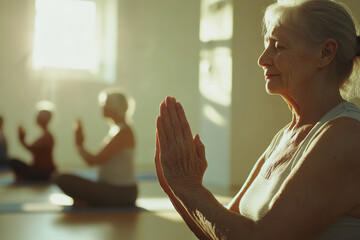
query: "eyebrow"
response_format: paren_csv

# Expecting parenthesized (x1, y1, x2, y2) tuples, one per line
(264, 34, 279, 43)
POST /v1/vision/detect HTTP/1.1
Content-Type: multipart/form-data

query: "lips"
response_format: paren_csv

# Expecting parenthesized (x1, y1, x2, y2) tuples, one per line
(265, 73, 279, 79)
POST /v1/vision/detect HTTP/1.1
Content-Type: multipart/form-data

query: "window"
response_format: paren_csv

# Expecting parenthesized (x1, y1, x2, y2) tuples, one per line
(31, 0, 118, 83)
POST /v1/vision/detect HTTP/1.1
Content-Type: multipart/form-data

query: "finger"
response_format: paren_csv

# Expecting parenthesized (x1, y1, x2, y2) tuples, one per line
(156, 114, 168, 143)
(154, 130, 171, 193)
(165, 97, 184, 141)
(79, 120, 83, 130)
(159, 101, 175, 144)
(154, 130, 161, 168)
(154, 139, 166, 188)
(154, 129, 160, 161)
(194, 134, 206, 162)
(155, 130, 166, 173)
(176, 102, 193, 143)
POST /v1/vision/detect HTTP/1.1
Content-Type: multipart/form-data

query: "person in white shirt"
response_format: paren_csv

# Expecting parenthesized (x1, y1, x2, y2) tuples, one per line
(154, 0, 360, 239)
(55, 88, 137, 207)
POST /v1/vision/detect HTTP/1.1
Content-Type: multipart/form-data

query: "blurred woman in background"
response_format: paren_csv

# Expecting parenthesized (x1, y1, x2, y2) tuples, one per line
(55, 88, 138, 207)
(9, 100, 56, 181)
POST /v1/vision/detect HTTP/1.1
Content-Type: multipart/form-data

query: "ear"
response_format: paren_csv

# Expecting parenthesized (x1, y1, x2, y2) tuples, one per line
(318, 38, 337, 69)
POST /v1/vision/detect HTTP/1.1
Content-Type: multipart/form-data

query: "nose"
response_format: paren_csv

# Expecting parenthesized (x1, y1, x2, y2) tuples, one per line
(257, 47, 272, 68)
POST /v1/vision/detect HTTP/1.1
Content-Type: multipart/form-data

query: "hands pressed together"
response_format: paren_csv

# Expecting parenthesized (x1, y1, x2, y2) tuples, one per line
(155, 97, 208, 197)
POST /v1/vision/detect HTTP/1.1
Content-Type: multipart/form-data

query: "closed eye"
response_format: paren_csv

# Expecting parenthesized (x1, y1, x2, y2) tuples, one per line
(275, 42, 285, 50)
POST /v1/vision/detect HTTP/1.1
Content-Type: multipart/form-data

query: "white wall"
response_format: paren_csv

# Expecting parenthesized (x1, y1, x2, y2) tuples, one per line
(116, 0, 202, 170)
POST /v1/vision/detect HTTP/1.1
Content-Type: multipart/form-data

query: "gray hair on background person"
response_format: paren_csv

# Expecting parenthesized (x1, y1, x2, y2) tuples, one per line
(264, 0, 360, 100)
(35, 100, 55, 124)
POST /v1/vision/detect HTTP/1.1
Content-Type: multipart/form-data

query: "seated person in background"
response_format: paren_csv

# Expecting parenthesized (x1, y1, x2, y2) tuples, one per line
(0, 116, 9, 170)
(54, 88, 138, 207)
(9, 101, 56, 181)
(155, 0, 360, 239)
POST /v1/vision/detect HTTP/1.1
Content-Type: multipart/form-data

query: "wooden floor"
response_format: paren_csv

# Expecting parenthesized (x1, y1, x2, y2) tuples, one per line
(0, 170, 236, 240)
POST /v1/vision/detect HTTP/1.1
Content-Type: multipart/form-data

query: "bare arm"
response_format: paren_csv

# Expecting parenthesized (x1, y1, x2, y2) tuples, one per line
(18, 126, 53, 152)
(156, 97, 360, 240)
(155, 132, 212, 239)
(155, 97, 257, 239)
(18, 126, 32, 151)
(75, 120, 135, 166)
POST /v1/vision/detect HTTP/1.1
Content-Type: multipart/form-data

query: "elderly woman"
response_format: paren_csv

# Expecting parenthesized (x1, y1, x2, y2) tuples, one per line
(55, 88, 137, 207)
(9, 101, 56, 181)
(155, 0, 360, 239)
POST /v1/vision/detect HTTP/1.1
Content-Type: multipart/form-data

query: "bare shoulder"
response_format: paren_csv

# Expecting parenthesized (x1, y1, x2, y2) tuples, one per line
(119, 124, 134, 138)
(312, 117, 360, 157)
(301, 116, 360, 196)
(255, 118, 360, 239)
(325, 116, 360, 135)
(114, 124, 135, 147)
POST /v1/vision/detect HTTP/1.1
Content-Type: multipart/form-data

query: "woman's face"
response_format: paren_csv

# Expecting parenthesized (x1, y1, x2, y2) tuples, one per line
(258, 25, 319, 98)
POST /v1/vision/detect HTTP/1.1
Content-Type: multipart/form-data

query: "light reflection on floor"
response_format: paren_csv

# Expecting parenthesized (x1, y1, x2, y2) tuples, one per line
(19, 193, 232, 216)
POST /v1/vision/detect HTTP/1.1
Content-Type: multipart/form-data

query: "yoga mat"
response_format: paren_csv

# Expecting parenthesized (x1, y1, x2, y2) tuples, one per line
(72, 168, 157, 181)
(0, 170, 157, 186)
(0, 202, 146, 214)
(0, 169, 161, 214)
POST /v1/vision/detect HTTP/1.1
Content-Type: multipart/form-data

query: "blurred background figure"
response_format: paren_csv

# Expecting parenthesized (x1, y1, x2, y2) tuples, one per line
(0, 116, 9, 170)
(54, 88, 138, 207)
(8, 100, 56, 181)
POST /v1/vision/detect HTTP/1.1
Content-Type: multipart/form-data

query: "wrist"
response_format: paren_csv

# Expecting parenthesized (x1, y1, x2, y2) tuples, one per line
(169, 176, 205, 199)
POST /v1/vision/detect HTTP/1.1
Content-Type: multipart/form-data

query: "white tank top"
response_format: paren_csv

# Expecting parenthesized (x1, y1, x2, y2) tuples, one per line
(98, 148, 137, 186)
(239, 102, 360, 239)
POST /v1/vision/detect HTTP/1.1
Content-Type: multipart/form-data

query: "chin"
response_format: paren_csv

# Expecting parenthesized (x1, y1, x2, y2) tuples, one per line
(265, 81, 284, 95)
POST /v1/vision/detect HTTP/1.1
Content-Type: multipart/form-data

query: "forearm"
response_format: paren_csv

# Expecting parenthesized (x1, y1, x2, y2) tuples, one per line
(20, 141, 28, 149)
(166, 189, 212, 240)
(20, 140, 33, 151)
(175, 186, 257, 240)
(77, 145, 96, 166)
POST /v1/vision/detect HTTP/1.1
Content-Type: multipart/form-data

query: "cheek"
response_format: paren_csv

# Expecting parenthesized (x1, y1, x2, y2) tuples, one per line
(275, 54, 297, 75)
(274, 53, 303, 87)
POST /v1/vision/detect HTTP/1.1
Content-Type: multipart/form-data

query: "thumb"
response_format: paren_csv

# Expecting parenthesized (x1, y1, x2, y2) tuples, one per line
(154, 131, 160, 163)
(154, 130, 172, 193)
(194, 134, 206, 161)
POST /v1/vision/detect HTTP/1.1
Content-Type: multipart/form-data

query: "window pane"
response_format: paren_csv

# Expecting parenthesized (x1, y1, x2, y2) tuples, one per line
(33, 0, 98, 70)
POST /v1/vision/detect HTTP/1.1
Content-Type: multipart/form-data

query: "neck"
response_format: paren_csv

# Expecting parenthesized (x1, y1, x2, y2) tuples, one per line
(107, 116, 126, 127)
(40, 125, 48, 132)
(283, 85, 344, 130)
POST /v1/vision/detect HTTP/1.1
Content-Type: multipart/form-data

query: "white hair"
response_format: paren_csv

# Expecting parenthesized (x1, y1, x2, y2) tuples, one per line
(35, 100, 55, 113)
(35, 100, 54, 124)
(264, 0, 360, 100)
